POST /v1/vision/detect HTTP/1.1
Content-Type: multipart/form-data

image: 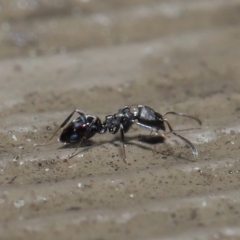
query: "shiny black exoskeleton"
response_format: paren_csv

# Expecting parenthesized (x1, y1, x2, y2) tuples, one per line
(47, 105, 202, 164)
(59, 114, 101, 143)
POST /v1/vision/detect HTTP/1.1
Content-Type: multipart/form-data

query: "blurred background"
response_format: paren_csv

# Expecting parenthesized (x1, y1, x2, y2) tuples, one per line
(1, 0, 240, 58)
(1, 0, 240, 239)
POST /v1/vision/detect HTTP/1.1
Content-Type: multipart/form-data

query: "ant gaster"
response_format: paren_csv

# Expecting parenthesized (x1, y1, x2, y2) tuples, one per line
(47, 105, 202, 164)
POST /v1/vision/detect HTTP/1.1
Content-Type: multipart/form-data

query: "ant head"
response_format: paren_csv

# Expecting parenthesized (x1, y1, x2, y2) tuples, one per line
(59, 116, 99, 143)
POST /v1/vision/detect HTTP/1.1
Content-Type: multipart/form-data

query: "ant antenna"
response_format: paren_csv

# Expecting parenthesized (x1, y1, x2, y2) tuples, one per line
(162, 111, 201, 156)
(163, 119, 198, 156)
(163, 111, 202, 125)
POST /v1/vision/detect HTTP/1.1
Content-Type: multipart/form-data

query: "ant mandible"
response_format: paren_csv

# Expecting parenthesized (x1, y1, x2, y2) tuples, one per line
(47, 105, 202, 165)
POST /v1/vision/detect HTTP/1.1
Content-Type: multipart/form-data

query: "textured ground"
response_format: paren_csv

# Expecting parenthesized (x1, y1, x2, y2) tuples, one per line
(1, 0, 240, 239)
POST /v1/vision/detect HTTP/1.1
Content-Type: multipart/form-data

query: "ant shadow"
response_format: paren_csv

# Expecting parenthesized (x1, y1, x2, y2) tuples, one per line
(59, 134, 164, 152)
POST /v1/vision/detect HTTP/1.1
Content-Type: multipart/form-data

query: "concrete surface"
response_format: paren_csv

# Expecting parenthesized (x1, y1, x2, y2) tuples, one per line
(0, 0, 240, 239)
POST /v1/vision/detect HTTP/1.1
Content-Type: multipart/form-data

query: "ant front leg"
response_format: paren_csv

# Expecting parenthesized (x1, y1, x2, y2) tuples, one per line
(120, 125, 130, 165)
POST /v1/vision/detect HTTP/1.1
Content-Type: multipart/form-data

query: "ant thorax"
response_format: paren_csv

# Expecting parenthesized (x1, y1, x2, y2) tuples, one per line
(130, 105, 139, 117)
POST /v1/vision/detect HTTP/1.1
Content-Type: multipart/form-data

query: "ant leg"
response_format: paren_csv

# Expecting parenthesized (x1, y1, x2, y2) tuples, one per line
(120, 125, 130, 165)
(45, 110, 87, 144)
(164, 119, 198, 157)
(149, 130, 161, 136)
(163, 112, 202, 125)
(157, 131, 166, 139)
(68, 137, 86, 159)
(68, 116, 98, 159)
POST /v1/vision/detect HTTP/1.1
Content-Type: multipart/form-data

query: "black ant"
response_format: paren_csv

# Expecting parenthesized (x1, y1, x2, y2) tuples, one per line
(47, 105, 202, 164)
